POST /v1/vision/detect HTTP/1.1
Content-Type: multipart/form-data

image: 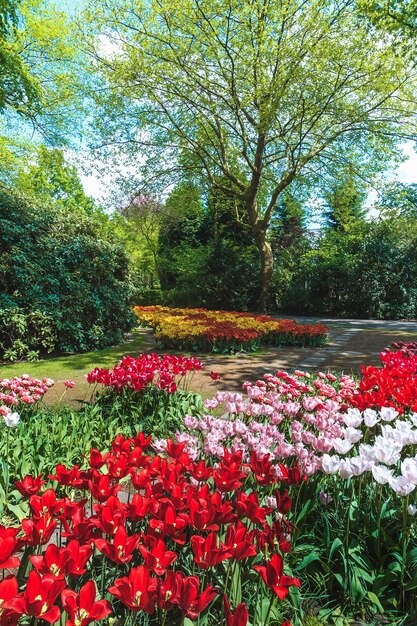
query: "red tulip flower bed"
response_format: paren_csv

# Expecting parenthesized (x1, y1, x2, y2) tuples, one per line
(349, 350, 417, 413)
(0, 433, 301, 625)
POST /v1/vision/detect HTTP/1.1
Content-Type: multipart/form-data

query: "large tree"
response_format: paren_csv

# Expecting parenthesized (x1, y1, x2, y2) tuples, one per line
(85, 0, 417, 310)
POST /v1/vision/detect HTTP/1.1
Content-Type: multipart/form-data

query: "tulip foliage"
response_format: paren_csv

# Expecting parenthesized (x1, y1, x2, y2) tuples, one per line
(0, 433, 301, 625)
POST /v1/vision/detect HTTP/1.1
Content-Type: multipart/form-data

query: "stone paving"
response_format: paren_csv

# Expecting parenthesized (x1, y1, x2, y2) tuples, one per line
(134, 318, 417, 392)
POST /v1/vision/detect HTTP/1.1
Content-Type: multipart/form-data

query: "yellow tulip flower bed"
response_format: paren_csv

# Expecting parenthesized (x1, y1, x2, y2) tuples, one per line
(134, 306, 328, 353)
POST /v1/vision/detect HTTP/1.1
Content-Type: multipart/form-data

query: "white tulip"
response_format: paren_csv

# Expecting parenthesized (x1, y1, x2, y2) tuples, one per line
(343, 409, 363, 428)
(372, 464, 394, 485)
(390, 475, 416, 497)
(321, 454, 341, 474)
(344, 427, 363, 443)
(363, 409, 379, 428)
(333, 438, 354, 455)
(3, 412, 20, 428)
(408, 504, 417, 516)
(380, 407, 399, 422)
(401, 458, 417, 485)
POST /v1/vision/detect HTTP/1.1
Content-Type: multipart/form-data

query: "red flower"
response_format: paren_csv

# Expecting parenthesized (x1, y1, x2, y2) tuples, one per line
(94, 524, 139, 564)
(149, 503, 189, 544)
(224, 522, 256, 561)
(0, 535, 19, 570)
(21, 515, 57, 546)
(127, 494, 151, 522)
(30, 540, 92, 578)
(224, 596, 248, 626)
(0, 576, 19, 626)
(157, 571, 182, 611)
(29, 489, 62, 520)
(210, 371, 221, 380)
(6, 571, 65, 624)
(249, 452, 276, 486)
(189, 498, 219, 532)
(87, 449, 108, 469)
(61, 581, 111, 626)
(235, 492, 271, 525)
(191, 532, 232, 569)
(108, 566, 157, 613)
(138, 537, 177, 575)
(189, 460, 212, 482)
(253, 553, 300, 600)
(177, 576, 218, 620)
(15, 474, 45, 498)
(88, 473, 121, 503)
(274, 489, 292, 515)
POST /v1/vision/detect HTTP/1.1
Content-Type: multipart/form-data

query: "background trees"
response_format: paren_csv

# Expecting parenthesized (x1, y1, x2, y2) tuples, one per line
(84, 0, 417, 309)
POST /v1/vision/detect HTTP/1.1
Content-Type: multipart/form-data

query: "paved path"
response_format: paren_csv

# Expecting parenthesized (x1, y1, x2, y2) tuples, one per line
(46, 318, 417, 404)
(133, 317, 417, 392)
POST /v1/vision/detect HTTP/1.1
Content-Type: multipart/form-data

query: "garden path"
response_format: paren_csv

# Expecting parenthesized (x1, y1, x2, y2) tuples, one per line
(133, 317, 417, 393)
(43, 317, 417, 404)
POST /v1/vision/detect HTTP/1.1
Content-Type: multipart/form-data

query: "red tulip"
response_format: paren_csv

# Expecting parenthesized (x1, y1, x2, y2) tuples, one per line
(191, 532, 232, 569)
(30, 540, 92, 578)
(6, 571, 65, 624)
(224, 596, 248, 626)
(0, 576, 19, 626)
(108, 566, 157, 613)
(224, 522, 256, 561)
(253, 553, 300, 600)
(249, 452, 276, 486)
(15, 474, 45, 498)
(138, 537, 177, 575)
(177, 576, 218, 620)
(21, 515, 57, 546)
(61, 581, 111, 626)
(157, 570, 182, 610)
(0, 535, 20, 570)
(94, 524, 139, 564)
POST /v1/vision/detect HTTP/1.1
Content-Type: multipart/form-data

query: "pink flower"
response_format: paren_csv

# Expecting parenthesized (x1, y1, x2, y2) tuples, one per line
(63, 380, 75, 389)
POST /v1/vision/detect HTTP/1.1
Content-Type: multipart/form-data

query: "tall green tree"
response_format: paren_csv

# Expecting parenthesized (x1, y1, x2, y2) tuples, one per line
(15, 145, 97, 213)
(85, 0, 417, 310)
(324, 172, 367, 231)
(376, 181, 417, 218)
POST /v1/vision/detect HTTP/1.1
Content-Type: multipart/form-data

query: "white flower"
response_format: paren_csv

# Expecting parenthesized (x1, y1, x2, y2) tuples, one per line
(333, 438, 354, 455)
(408, 504, 417, 516)
(380, 407, 399, 422)
(358, 443, 376, 462)
(343, 409, 363, 428)
(363, 409, 379, 428)
(321, 454, 341, 474)
(372, 464, 394, 485)
(390, 475, 416, 497)
(373, 436, 403, 466)
(411, 413, 417, 427)
(339, 460, 353, 479)
(3, 412, 20, 428)
(401, 458, 417, 485)
(344, 427, 363, 444)
(349, 457, 371, 476)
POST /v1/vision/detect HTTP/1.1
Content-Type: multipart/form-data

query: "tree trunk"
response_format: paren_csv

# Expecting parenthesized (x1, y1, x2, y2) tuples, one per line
(253, 228, 274, 313)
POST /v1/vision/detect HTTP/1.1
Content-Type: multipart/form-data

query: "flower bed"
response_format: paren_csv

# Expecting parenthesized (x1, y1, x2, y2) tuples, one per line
(0, 433, 300, 626)
(133, 306, 328, 353)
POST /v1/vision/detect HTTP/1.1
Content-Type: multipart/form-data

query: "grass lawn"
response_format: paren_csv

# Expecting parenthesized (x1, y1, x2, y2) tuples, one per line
(0, 332, 147, 405)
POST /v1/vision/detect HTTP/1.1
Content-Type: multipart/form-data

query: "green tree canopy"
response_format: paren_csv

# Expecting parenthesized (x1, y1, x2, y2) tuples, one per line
(84, 0, 417, 310)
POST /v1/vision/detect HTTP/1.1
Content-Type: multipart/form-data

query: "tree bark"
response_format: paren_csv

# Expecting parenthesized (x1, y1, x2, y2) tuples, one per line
(253, 225, 274, 313)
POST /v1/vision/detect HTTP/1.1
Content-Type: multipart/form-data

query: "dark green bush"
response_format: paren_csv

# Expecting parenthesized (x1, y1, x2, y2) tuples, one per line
(0, 190, 134, 356)
(0, 308, 57, 362)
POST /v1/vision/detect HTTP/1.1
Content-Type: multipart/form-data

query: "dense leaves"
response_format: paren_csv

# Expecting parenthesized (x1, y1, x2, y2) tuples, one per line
(0, 190, 134, 356)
